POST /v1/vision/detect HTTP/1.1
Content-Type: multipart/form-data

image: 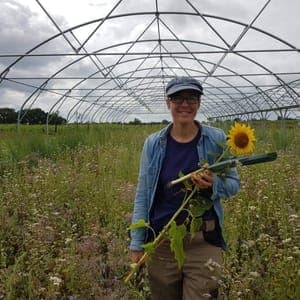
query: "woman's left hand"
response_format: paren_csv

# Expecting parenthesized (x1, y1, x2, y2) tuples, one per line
(191, 164, 214, 189)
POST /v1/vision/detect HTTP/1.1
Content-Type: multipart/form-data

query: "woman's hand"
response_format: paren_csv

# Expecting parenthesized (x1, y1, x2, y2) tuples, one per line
(191, 163, 214, 189)
(130, 250, 144, 263)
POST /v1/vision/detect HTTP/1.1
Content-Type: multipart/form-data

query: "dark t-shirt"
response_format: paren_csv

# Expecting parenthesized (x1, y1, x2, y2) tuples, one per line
(150, 129, 201, 233)
(149, 127, 225, 248)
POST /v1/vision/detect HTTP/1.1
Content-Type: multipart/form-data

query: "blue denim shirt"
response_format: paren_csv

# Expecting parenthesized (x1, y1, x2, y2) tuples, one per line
(130, 122, 240, 251)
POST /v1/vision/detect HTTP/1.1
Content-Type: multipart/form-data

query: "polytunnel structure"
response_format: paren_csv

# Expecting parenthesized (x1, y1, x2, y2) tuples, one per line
(0, 0, 299, 124)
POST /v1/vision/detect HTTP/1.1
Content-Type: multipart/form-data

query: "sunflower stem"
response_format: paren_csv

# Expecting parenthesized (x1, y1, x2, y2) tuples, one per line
(168, 152, 277, 188)
(125, 186, 198, 283)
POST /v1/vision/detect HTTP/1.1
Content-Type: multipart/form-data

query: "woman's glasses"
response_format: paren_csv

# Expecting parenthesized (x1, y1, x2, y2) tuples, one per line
(169, 94, 200, 104)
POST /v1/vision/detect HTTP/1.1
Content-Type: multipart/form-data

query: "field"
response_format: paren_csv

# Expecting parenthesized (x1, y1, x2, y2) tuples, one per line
(0, 121, 299, 299)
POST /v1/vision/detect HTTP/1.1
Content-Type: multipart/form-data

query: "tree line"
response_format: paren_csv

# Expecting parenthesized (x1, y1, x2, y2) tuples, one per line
(0, 108, 66, 125)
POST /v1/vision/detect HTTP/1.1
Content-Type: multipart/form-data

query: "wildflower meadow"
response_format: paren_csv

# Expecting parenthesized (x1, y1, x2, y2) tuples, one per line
(0, 121, 299, 299)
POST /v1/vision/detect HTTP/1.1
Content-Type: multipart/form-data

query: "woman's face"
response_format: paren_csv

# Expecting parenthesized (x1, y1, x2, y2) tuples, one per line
(167, 90, 200, 125)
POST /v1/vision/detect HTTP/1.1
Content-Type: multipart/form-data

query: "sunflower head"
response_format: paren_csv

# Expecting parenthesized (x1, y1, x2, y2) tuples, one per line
(227, 122, 256, 155)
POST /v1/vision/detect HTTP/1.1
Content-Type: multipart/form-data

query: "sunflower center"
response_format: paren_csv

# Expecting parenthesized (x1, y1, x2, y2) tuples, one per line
(234, 132, 249, 148)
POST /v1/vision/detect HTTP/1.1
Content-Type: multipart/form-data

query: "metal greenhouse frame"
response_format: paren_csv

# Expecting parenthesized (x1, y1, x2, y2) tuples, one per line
(0, 0, 299, 125)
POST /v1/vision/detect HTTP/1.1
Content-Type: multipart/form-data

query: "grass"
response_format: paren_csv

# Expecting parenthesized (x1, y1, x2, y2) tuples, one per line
(222, 151, 299, 299)
(0, 120, 299, 299)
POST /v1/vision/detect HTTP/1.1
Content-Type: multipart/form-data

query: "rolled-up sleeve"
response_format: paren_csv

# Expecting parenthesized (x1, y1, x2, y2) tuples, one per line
(130, 138, 151, 251)
(212, 169, 240, 201)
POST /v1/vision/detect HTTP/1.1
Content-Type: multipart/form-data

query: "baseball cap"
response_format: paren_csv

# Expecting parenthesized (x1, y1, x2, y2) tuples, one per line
(166, 76, 203, 96)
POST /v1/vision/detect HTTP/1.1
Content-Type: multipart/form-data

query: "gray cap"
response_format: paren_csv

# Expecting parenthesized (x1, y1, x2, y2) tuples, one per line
(166, 76, 203, 96)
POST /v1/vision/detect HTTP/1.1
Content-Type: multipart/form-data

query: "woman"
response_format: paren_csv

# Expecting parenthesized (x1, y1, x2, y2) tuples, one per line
(130, 76, 240, 299)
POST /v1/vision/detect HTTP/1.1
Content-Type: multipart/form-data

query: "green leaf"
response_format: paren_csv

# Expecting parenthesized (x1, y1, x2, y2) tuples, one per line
(178, 171, 192, 191)
(142, 242, 155, 255)
(189, 217, 202, 239)
(198, 200, 213, 211)
(189, 198, 211, 217)
(168, 221, 187, 269)
(188, 198, 212, 239)
(129, 219, 149, 230)
(199, 158, 207, 165)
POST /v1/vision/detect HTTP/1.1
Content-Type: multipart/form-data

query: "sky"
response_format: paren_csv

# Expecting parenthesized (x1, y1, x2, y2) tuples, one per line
(0, 0, 299, 122)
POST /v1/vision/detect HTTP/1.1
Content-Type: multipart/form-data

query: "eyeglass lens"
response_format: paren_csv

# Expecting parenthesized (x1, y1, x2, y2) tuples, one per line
(171, 95, 199, 104)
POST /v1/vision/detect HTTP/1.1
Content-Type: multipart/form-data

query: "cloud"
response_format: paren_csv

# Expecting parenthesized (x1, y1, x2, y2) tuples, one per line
(0, 0, 72, 77)
(0, 0, 62, 53)
(0, 0, 299, 122)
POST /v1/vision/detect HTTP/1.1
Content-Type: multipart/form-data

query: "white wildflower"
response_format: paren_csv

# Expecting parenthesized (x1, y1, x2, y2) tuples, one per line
(204, 258, 214, 271)
(65, 238, 72, 244)
(50, 276, 62, 286)
(58, 258, 66, 262)
(293, 248, 300, 256)
(282, 238, 292, 244)
(249, 271, 260, 278)
(289, 214, 298, 222)
(289, 214, 298, 219)
(247, 240, 255, 247)
(201, 293, 212, 298)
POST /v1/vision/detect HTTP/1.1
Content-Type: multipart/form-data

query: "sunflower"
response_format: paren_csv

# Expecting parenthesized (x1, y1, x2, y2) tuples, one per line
(227, 122, 256, 155)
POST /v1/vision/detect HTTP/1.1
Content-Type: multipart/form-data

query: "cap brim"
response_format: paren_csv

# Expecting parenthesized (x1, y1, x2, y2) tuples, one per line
(166, 84, 202, 96)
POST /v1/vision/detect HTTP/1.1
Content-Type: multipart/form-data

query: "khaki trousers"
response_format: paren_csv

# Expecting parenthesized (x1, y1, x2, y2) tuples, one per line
(147, 231, 223, 300)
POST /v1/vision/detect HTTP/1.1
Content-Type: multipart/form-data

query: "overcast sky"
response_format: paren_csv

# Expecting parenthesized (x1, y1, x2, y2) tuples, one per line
(0, 0, 299, 122)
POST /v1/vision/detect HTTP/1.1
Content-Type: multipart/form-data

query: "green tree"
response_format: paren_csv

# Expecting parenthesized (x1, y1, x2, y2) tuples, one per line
(48, 112, 67, 125)
(129, 118, 142, 125)
(0, 108, 17, 123)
